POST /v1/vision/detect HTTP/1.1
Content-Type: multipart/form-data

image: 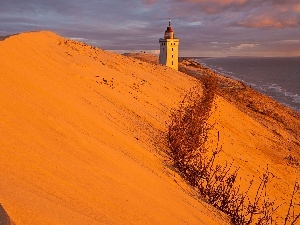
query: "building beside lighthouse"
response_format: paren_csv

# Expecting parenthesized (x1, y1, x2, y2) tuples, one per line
(159, 20, 180, 70)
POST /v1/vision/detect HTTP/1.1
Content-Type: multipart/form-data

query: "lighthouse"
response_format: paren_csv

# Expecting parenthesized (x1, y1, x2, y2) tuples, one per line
(159, 19, 180, 70)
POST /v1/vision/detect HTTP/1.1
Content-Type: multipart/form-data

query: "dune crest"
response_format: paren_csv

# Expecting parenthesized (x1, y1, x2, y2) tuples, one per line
(0, 31, 230, 224)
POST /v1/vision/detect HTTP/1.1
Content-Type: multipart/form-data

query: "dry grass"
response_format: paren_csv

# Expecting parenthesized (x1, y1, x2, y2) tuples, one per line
(167, 73, 300, 224)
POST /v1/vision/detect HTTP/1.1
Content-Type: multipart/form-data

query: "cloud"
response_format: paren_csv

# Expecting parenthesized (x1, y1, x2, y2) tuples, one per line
(231, 43, 259, 50)
(235, 2, 300, 28)
(0, 0, 299, 56)
(274, 40, 300, 44)
(147, 49, 160, 54)
(168, 0, 300, 28)
(142, 0, 157, 7)
(187, 21, 203, 26)
(294, 4, 300, 12)
(237, 15, 299, 28)
(172, 0, 248, 13)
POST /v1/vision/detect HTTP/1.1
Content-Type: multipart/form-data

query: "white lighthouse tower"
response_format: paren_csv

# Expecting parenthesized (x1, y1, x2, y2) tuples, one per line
(159, 19, 180, 70)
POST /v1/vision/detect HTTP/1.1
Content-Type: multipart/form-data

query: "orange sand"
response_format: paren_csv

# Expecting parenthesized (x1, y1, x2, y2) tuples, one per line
(130, 53, 300, 222)
(0, 31, 230, 224)
(0, 31, 299, 224)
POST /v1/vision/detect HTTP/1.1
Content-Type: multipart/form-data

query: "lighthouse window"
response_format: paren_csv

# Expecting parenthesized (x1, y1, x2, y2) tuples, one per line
(172, 48, 173, 51)
(172, 61, 174, 65)
(172, 55, 173, 58)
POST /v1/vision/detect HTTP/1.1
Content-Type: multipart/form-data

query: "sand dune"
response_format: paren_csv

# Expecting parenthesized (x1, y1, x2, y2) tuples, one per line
(0, 31, 230, 224)
(130, 53, 300, 223)
(0, 31, 299, 224)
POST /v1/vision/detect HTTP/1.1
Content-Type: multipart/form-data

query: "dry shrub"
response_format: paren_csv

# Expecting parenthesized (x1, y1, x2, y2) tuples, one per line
(167, 74, 216, 184)
(167, 74, 288, 224)
(284, 181, 300, 225)
(284, 154, 300, 167)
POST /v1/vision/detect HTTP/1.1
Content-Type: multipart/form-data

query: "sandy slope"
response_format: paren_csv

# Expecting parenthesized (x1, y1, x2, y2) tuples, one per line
(131, 54, 300, 222)
(0, 31, 230, 224)
(180, 59, 300, 222)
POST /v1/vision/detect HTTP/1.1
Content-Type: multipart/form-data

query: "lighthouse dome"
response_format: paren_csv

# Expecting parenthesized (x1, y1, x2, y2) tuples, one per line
(164, 19, 175, 39)
(164, 26, 174, 39)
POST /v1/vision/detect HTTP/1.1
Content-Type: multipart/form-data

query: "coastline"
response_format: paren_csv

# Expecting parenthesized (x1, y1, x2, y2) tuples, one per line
(129, 52, 300, 157)
(182, 57, 300, 113)
(132, 53, 300, 118)
(179, 58, 300, 138)
(178, 58, 300, 223)
(129, 53, 300, 221)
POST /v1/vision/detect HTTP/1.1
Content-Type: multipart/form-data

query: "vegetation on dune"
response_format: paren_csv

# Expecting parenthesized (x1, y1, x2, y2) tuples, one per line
(179, 59, 300, 163)
(167, 73, 300, 224)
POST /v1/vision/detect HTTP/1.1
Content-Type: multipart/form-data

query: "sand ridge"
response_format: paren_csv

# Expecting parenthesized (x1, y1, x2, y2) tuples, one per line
(0, 31, 230, 224)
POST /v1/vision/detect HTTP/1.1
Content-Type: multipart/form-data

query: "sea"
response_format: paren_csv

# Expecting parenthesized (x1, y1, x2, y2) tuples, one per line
(195, 57, 300, 113)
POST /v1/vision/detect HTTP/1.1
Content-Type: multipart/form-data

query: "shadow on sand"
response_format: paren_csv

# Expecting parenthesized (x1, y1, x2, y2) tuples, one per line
(0, 203, 13, 225)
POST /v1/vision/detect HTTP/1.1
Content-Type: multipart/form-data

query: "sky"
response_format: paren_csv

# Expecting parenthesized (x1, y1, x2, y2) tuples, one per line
(0, 0, 299, 57)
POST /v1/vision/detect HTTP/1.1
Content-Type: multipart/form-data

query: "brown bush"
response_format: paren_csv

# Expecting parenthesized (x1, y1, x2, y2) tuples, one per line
(166, 73, 288, 224)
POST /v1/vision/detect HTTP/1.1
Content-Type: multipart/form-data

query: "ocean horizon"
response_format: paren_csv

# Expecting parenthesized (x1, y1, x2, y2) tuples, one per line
(195, 57, 300, 113)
